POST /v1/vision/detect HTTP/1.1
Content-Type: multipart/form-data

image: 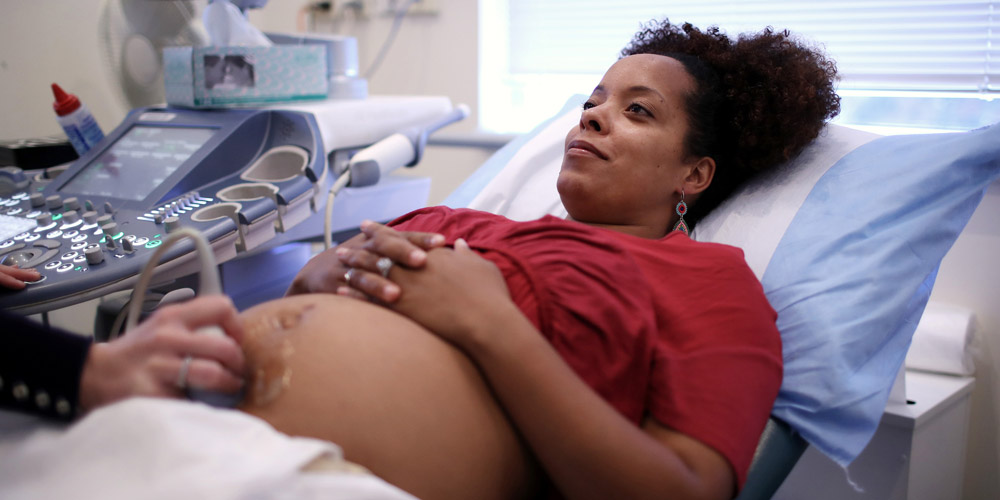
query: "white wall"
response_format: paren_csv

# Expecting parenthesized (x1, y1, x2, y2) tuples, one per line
(247, 0, 494, 205)
(0, 2, 128, 140)
(1, 2, 996, 498)
(0, 0, 493, 206)
(929, 181, 1000, 499)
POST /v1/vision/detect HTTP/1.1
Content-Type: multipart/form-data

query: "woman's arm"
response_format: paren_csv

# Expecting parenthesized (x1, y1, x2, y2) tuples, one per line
(466, 295, 735, 500)
(338, 227, 735, 500)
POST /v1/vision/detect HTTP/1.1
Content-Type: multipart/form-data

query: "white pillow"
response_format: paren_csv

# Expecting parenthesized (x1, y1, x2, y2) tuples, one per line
(691, 125, 879, 278)
(445, 97, 581, 216)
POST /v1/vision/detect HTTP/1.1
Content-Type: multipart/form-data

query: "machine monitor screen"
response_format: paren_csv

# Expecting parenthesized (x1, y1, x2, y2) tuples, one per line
(60, 125, 217, 201)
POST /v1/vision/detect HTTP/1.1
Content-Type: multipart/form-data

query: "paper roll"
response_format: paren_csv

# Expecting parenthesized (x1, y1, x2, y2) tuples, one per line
(905, 302, 977, 376)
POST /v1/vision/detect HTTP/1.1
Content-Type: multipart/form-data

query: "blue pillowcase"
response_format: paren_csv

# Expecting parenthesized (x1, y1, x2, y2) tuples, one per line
(762, 123, 1000, 465)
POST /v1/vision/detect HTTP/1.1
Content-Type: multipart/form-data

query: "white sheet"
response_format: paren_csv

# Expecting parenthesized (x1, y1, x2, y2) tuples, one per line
(0, 398, 416, 500)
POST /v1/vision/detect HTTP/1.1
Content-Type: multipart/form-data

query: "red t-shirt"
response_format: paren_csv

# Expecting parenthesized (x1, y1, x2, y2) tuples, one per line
(390, 207, 782, 488)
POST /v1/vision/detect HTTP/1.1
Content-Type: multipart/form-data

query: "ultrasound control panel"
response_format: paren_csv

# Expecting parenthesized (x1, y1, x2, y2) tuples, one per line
(0, 106, 325, 314)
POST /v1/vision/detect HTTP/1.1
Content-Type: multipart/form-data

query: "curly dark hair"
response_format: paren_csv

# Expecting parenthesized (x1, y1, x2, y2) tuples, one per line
(621, 19, 841, 226)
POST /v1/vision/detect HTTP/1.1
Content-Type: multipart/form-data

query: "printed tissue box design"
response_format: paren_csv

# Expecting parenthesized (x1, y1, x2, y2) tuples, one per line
(164, 45, 328, 107)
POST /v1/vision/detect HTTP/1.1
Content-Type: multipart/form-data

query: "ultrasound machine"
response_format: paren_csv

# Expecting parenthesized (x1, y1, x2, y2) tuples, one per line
(0, 96, 458, 316)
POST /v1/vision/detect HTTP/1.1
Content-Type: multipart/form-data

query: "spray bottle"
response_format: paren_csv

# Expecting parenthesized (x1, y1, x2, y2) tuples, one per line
(51, 83, 105, 156)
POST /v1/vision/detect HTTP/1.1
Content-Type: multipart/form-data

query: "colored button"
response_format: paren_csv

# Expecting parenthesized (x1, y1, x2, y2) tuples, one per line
(144, 239, 162, 249)
(71, 242, 87, 250)
(23, 234, 40, 242)
(44, 261, 60, 270)
(46, 230, 63, 239)
(56, 263, 74, 272)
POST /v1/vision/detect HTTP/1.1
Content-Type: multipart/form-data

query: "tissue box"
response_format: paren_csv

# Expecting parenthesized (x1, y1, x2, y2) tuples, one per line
(164, 45, 328, 107)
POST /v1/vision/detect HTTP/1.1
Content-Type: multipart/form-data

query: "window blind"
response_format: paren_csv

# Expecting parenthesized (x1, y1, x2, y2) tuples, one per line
(480, 0, 999, 132)
(506, 0, 999, 92)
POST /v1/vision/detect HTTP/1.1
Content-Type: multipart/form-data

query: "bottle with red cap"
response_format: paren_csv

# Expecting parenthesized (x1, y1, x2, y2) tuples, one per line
(51, 83, 105, 156)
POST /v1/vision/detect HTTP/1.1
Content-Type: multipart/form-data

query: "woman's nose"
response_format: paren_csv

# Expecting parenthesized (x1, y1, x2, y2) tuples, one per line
(580, 106, 604, 133)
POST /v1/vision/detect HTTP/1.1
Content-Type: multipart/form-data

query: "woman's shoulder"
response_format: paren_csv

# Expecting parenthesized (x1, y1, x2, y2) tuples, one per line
(613, 231, 754, 276)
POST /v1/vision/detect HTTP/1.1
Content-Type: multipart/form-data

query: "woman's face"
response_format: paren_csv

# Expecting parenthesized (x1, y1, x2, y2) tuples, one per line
(557, 54, 707, 236)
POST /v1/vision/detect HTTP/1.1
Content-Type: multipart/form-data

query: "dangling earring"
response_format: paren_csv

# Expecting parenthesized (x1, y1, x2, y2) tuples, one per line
(673, 190, 689, 236)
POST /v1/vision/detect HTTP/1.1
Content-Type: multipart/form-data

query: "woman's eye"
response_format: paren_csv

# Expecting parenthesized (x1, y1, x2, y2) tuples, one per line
(627, 103, 650, 115)
(582, 101, 596, 110)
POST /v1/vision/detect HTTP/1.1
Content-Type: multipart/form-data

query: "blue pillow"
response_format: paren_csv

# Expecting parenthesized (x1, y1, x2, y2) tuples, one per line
(706, 123, 1000, 466)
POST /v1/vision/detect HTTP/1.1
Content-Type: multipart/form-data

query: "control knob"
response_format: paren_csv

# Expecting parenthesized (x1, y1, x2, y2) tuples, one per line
(82, 210, 98, 224)
(64, 197, 80, 211)
(45, 195, 62, 211)
(62, 211, 80, 224)
(85, 245, 104, 265)
(29, 193, 45, 208)
(164, 216, 181, 233)
(35, 213, 53, 227)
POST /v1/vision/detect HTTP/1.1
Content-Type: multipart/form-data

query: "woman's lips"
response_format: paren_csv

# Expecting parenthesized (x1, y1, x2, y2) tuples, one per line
(566, 140, 608, 160)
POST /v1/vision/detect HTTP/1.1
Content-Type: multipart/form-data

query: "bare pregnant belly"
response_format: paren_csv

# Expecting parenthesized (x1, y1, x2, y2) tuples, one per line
(238, 293, 538, 500)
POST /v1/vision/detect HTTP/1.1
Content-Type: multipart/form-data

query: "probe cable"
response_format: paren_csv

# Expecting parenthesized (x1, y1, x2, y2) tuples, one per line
(323, 169, 354, 250)
(123, 227, 222, 333)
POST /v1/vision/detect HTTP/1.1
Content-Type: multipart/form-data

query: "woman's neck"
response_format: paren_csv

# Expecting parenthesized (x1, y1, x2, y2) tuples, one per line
(568, 217, 669, 240)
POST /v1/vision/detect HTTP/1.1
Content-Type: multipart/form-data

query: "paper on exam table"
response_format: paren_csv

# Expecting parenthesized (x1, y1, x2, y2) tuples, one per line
(905, 302, 978, 376)
(0, 398, 416, 500)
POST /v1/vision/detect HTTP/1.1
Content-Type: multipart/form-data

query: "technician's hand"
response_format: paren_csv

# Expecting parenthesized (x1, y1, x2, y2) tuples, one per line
(0, 264, 40, 290)
(78, 295, 246, 413)
(287, 220, 445, 296)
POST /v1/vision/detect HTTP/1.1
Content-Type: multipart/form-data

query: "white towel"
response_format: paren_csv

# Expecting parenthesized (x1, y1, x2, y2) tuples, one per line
(0, 398, 415, 500)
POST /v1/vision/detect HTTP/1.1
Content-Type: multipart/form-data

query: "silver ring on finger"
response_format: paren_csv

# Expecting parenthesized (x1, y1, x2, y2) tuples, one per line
(177, 355, 193, 389)
(343, 268, 356, 284)
(376, 257, 393, 278)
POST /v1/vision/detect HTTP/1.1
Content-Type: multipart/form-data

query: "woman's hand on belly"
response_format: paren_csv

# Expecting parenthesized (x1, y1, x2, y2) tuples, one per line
(287, 220, 445, 296)
(338, 237, 517, 351)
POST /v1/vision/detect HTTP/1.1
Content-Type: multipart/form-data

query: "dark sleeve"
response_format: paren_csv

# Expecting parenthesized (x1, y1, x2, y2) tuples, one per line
(1, 310, 92, 420)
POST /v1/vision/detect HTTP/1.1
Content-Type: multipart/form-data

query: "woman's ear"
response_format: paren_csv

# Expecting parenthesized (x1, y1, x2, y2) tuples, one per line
(683, 156, 716, 195)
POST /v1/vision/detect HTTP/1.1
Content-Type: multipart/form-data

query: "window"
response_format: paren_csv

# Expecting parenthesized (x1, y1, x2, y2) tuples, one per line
(479, 0, 1000, 134)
